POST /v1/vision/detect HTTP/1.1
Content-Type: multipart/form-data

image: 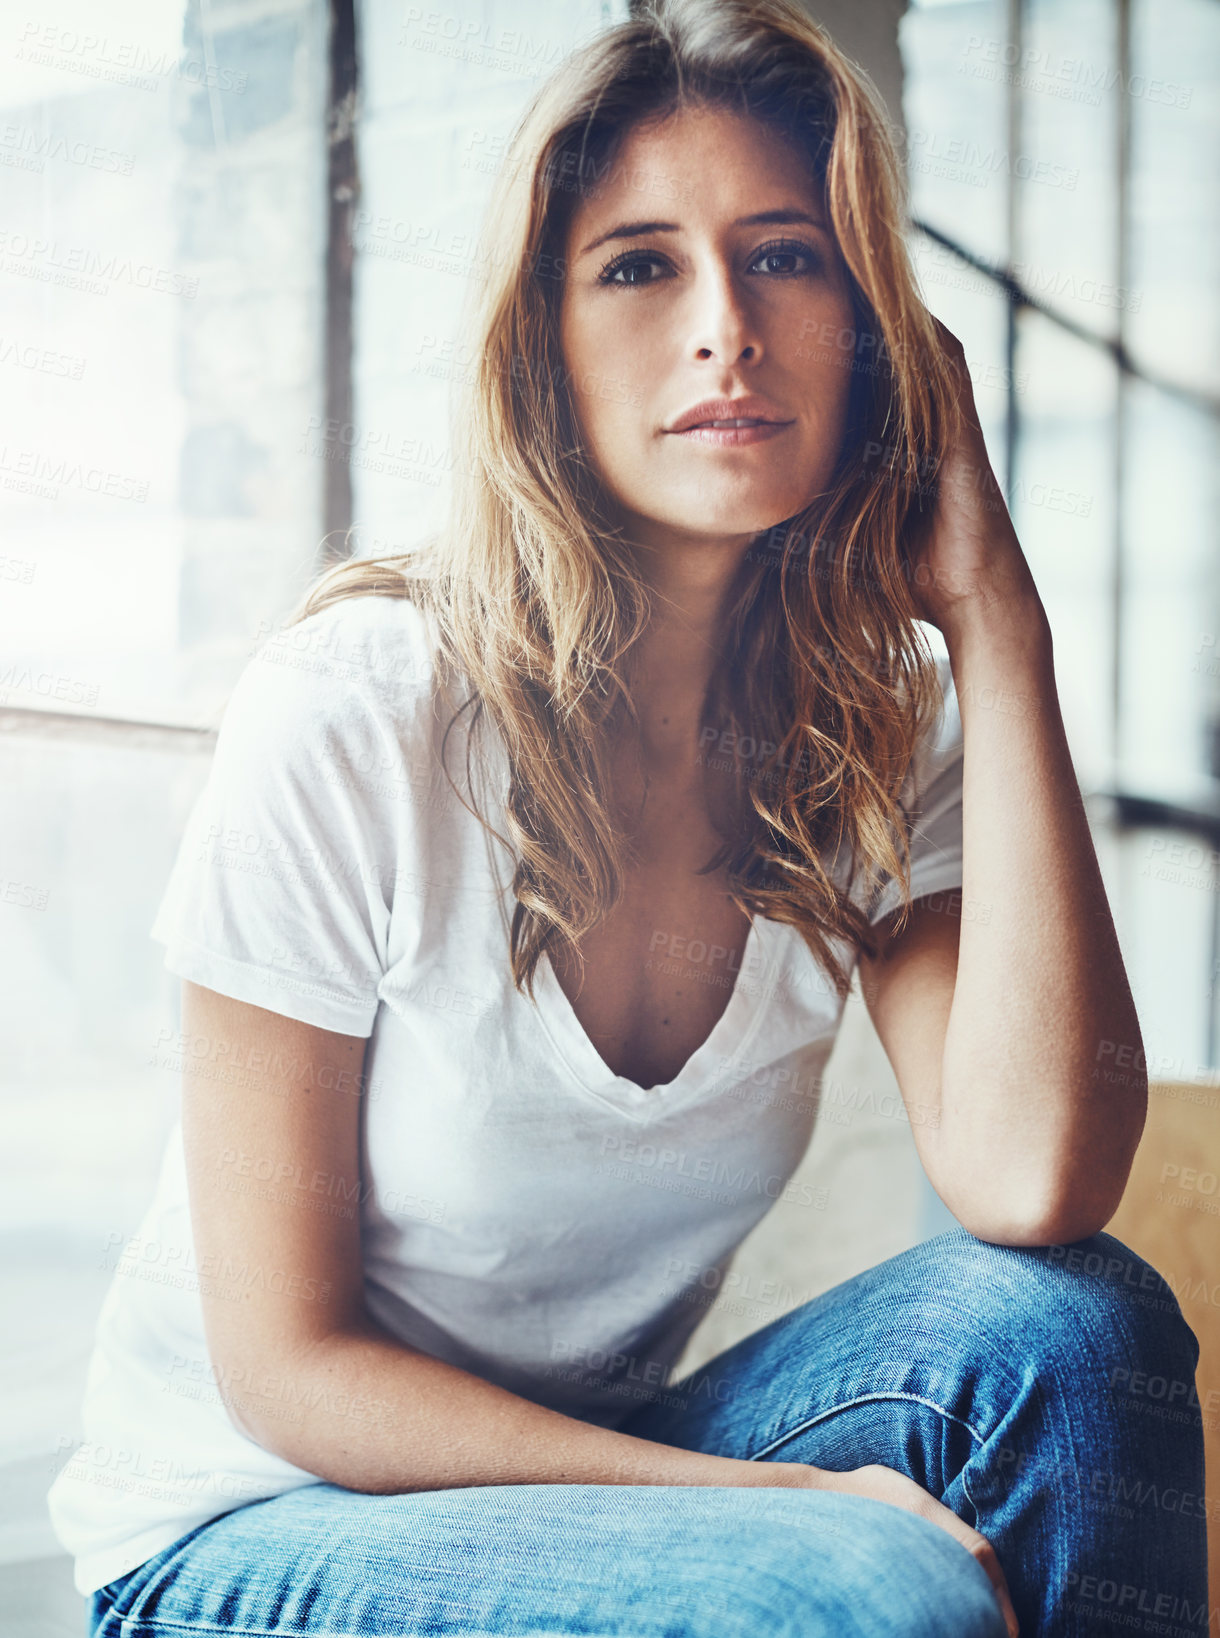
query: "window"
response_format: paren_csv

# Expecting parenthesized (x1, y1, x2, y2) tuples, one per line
(901, 0, 1220, 1069)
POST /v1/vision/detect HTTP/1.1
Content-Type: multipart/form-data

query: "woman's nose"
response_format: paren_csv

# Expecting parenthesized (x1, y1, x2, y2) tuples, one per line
(688, 266, 763, 365)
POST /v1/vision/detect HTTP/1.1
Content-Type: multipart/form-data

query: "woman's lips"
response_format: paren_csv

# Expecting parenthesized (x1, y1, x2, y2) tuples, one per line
(668, 420, 793, 446)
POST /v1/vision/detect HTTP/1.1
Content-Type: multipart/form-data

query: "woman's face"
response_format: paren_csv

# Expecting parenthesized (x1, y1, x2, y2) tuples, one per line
(559, 102, 858, 556)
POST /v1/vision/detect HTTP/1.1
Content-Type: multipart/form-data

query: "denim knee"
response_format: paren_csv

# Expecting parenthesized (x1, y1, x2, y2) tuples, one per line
(921, 1226, 1200, 1388)
(1037, 1229, 1201, 1399)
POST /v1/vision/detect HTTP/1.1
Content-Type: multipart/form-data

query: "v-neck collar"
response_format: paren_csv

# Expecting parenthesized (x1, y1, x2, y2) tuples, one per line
(530, 914, 778, 1121)
(468, 714, 780, 1121)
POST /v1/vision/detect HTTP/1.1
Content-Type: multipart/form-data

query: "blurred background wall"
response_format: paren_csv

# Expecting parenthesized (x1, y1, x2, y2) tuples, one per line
(1, 1, 1217, 1631)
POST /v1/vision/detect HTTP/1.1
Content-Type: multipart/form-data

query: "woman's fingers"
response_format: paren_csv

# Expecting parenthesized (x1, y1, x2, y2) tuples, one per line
(908, 1491, 1019, 1637)
(968, 1537, 1020, 1638)
(823, 1463, 1020, 1637)
(906, 1487, 1019, 1637)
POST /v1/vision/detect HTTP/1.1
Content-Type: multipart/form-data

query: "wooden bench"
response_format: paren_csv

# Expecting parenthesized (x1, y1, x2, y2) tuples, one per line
(1105, 1079, 1219, 1617)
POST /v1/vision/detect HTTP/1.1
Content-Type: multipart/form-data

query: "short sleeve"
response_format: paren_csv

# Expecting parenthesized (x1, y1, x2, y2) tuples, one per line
(150, 623, 411, 1036)
(866, 658, 965, 925)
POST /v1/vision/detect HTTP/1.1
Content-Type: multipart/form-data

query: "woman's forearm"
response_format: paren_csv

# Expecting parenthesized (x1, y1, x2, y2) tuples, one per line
(227, 1316, 814, 1495)
(934, 593, 1147, 1240)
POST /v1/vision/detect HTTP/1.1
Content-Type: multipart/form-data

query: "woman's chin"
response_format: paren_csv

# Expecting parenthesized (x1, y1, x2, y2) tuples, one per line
(645, 488, 812, 540)
(603, 485, 815, 550)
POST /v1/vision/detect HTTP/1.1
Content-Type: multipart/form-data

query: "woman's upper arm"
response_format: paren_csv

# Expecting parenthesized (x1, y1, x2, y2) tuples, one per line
(857, 893, 961, 1140)
(854, 655, 966, 1135)
(179, 978, 371, 1423)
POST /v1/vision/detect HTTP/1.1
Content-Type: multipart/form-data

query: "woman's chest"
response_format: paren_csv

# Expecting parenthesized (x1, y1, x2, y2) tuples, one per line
(550, 756, 761, 1089)
(547, 859, 753, 1092)
(360, 993, 833, 1259)
(379, 734, 849, 1111)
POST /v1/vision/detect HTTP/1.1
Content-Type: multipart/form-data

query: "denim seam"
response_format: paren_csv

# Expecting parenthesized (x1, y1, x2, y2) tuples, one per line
(115, 1621, 392, 1638)
(115, 1619, 580, 1638)
(745, 1390, 990, 1461)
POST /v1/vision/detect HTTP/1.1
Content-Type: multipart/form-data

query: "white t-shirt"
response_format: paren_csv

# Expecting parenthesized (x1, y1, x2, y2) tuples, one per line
(47, 593, 966, 1597)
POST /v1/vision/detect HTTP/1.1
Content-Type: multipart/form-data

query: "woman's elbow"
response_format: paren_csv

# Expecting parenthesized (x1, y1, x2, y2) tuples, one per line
(954, 1176, 1129, 1249)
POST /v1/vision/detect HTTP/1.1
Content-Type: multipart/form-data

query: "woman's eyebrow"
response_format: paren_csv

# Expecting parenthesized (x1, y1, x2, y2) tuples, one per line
(576, 207, 829, 259)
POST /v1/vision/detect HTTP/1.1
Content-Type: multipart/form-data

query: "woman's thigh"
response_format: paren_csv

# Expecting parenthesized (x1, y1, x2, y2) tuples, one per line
(91, 1477, 1007, 1638)
(621, 1227, 1209, 1638)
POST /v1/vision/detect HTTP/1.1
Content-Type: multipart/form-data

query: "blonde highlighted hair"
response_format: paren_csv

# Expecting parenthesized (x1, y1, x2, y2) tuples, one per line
(290, 0, 961, 1002)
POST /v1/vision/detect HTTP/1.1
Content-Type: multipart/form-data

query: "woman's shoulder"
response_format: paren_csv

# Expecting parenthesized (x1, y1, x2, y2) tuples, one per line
(225, 593, 444, 734)
(258, 591, 440, 695)
(192, 596, 453, 803)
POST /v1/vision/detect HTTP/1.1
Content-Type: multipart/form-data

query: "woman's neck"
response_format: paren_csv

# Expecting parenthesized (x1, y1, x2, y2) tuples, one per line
(618, 533, 750, 780)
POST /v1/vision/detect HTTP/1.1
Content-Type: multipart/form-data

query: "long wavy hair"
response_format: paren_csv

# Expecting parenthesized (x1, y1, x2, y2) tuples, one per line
(288, 0, 962, 1004)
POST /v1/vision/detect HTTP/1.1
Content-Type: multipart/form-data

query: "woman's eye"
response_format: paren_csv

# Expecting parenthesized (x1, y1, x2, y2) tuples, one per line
(596, 253, 670, 287)
(594, 239, 821, 287)
(750, 240, 820, 276)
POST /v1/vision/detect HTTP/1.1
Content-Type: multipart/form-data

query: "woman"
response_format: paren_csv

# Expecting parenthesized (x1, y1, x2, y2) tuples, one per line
(52, 1, 1207, 1634)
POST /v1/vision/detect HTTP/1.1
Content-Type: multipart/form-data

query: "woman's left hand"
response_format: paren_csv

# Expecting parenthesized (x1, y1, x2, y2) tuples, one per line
(906, 320, 1043, 641)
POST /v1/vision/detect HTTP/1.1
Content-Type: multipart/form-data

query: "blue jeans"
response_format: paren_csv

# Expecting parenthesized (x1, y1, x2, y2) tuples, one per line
(87, 1229, 1209, 1637)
